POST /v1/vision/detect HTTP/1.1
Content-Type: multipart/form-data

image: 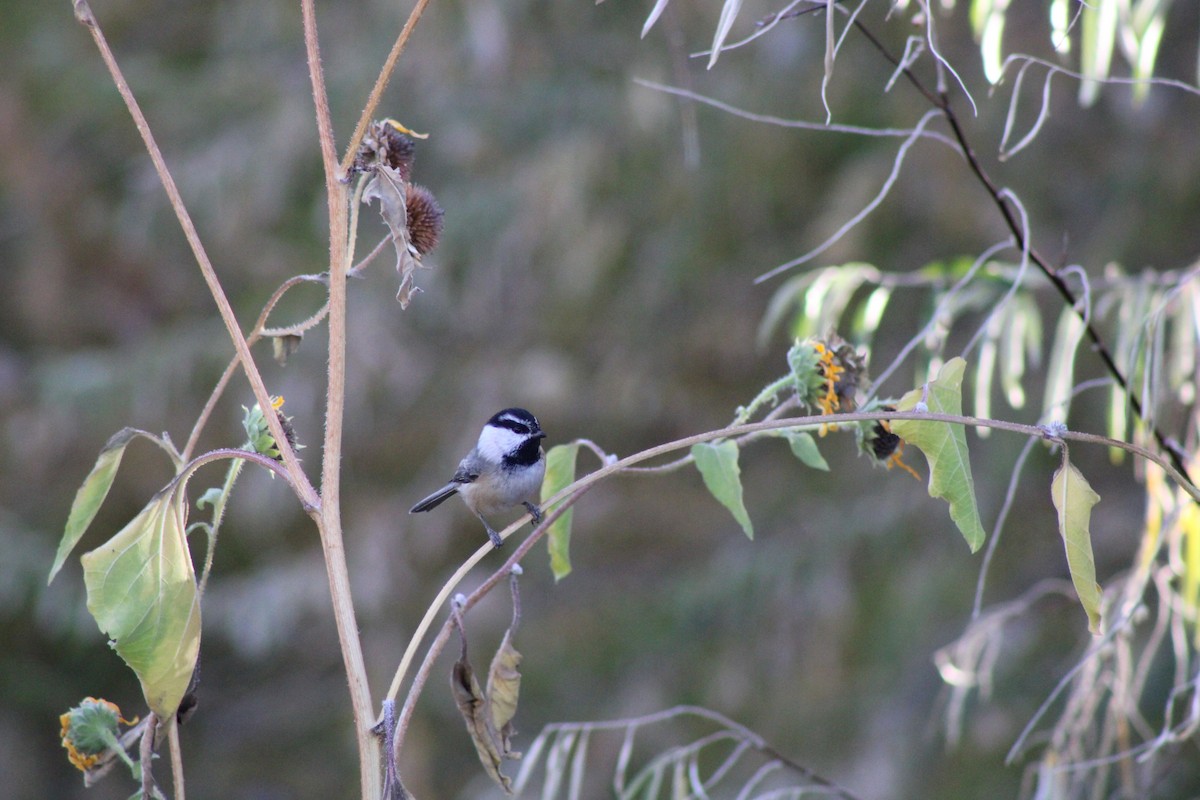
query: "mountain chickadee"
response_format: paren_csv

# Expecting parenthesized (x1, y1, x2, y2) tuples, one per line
(409, 408, 547, 548)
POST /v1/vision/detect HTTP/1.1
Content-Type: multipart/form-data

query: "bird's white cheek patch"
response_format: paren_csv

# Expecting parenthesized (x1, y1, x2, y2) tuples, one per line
(476, 425, 525, 463)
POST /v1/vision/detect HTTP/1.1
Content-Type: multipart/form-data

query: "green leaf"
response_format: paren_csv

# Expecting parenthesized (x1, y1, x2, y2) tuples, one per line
(1051, 457, 1103, 634)
(541, 443, 581, 581)
(80, 485, 201, 719)
(1043, 306, 1085, 425)
(691, 440, 753, 539)
(49, 428, 176, 585)
(780, 430, 829, 471)
(891, 358, 987, 552)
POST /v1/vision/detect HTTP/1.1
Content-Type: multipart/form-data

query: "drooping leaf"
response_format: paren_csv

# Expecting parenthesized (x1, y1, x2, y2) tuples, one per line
(50, 428, 176, 585)
(891, 358, 987, 552)
(640, 0, 671, 38)
(1043, 306, 1085, 425)
(706, 0, 743, 69)
(486, 628, 523, 758)
(541, 443, 581, 581)
(1051, 457, 1103, 634)
(1078, 0, 1118, 106)
(691, 440, 753, 539)
(452, 633, 515, 794)
(362, 166, 425, 308)
(80, 486, 201, 719)
(778, 430, 829, 471)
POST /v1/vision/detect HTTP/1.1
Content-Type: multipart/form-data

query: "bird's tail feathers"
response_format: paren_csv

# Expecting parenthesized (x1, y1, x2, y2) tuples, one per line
(409, 484, 459, 513)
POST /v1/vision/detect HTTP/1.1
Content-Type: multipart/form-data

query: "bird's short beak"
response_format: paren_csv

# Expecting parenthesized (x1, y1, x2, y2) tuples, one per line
(535, 431, 547, 440)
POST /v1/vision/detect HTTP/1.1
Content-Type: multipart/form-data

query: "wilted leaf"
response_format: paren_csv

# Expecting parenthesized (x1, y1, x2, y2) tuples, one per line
(50, 428, 175, 585)
(452, 647, 514, 794)
(80, 486, 201, 719)
(271, 334, 302, 365)
(778, 430, 829, 471)
(692, 440, 753, 539)
(486, 628, 523, 758)
(363, 166, 424, 308)
(891, 358, 987, 552)
(1051, 457, 1103, 634)
(541, 443, 580, 581)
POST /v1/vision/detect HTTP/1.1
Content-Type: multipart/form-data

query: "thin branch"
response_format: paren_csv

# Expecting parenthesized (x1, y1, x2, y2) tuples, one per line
(754, 108, 944, 283)
(73, 0, 317, 509)
(168, 719, 185, 800)
(845, 14, 1195, 484)
(389, 487, 594, 756)
(340, 0, 436, 174)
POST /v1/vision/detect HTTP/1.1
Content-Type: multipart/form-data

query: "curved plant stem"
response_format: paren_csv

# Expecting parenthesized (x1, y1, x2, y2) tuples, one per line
(384, 408, 1199, 766)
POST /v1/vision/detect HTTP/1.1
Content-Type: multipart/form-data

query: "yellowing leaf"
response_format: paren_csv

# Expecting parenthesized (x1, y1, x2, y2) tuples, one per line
(452, 637, 515, 794)
(891, 358, 986, 552)
(541, 443, 580, 581)
(80, 487, 201, 719)
(486, 628, 523, 759)
(1051, 458, 1104, 634)
(49, 428, 176, 585)
(692, 441, 753, 539)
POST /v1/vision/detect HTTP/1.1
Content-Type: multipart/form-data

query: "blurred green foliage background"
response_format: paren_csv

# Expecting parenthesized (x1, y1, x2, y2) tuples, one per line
(3, 0, 1200, 797)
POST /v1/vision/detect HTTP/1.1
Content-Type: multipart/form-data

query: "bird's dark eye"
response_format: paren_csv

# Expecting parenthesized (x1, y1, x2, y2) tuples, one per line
(513, 424, 530, 435)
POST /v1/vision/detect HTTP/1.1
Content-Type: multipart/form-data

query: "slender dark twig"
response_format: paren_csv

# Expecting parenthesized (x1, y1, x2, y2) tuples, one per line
(846, 12, 1193, 484)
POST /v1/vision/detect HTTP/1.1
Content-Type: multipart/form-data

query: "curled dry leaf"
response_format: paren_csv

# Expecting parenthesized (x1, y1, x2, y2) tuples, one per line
(451, 649, 514, 795)
(486, 628, 523, 759)
(362, 166, 425, 308)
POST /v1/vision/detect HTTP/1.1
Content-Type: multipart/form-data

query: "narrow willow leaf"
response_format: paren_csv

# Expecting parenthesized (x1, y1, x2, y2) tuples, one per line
(80, 487, 201, 718)
(691, 441, 753, 539)
(486, 628, 523, 758)
(891, 358, 987, 552)
(49, 428, 174, 584)
(1182, 503, 1200, 643)
(1050, 0, 1071, 53)
(641, 0, 671, 38)
(706, 0, 743, 69)
(977, 0, 1008, 84)
(1051, 458, 1103, 634)
(999, 294, 1040, 408)
(779, 430, 829, 471)
(1130, 14, 1166, 104)
(974, 323, 998, 436)
(854, 285, 892, 343)
(1043, 306, 1085, 425)
(1078, 0, 1118, 106)
(541, 443, 581, 581)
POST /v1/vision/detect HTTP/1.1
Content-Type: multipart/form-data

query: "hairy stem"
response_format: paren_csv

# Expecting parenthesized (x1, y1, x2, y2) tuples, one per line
(73, 0, 317, 509)
(299, 0, 379, 795)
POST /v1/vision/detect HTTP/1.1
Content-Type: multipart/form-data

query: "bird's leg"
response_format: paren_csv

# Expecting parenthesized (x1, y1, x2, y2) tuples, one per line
(522, 501, 543, 526)
(476, 513, 504, 548)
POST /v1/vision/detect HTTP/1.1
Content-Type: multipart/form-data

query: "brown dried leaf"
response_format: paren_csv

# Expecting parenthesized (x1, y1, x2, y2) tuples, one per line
(486, 628, 523, 758)
(452, 653, 513, 794)
(362, 166, 424, 308)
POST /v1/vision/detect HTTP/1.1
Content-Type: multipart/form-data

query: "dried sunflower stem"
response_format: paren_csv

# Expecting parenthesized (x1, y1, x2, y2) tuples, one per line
(73, 0, 314, 507)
